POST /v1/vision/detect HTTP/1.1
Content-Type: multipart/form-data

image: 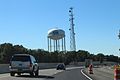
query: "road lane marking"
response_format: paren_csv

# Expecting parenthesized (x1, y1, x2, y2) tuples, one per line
(81, 69, 93, 80)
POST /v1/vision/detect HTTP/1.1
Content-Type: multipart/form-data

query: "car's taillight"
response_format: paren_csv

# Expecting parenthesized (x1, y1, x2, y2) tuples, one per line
(29, 63, 32, 67)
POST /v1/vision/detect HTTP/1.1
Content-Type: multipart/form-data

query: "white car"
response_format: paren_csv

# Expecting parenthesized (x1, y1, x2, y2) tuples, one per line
(9, 54, 39, 76)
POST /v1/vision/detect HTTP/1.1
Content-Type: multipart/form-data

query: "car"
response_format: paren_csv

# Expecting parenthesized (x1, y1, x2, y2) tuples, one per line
(9, 54, 39, 76)
(56, 63, 66, 70)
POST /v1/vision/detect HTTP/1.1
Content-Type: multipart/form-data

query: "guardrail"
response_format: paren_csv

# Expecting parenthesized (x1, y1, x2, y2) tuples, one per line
(0, 64, 9, 74)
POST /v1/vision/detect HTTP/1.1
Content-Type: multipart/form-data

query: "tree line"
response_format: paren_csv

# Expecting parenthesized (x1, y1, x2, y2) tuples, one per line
(0, 43, 120, 64)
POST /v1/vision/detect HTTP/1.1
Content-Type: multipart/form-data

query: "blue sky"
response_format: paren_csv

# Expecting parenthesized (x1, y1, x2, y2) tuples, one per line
(0, 0, 120, 56)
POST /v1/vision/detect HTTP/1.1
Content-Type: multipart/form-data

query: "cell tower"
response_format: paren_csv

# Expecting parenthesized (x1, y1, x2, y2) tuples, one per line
(118, 29, 120, 39)
(69, 7, 76, 51)
(118, 29, 120, 51)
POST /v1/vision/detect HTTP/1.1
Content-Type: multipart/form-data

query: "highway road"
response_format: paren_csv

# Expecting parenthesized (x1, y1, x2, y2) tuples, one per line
(46, 68, 90, 80)
(0, 67, 91, 80)
(84, 66, 114, 80)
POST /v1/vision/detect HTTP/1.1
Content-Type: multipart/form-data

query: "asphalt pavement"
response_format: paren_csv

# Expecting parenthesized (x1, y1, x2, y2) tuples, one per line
(0, 66, 114, 80)
(45, 68, 90, 80)
(49, 68, 89, 80)
(83, 66, 114, 80)
(0, 67, 90, 80)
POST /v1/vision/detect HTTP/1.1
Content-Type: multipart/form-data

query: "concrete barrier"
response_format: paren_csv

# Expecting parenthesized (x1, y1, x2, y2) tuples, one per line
(0, 64, 9, 74)
(38, 63, 59, 69)
(70, 61, 117, 66)
(0, 63, 59, 74)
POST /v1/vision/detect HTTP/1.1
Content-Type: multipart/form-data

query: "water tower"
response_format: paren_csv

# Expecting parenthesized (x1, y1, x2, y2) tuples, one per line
(47, 28, 66, 52)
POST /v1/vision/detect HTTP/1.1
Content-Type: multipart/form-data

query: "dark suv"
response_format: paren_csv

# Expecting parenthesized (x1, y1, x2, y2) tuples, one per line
(9, 54, 39, 76)
(56, 63, 66, 70)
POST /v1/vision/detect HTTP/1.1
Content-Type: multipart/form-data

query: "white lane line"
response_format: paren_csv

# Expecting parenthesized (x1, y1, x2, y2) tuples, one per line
(81, 69, 93, 80)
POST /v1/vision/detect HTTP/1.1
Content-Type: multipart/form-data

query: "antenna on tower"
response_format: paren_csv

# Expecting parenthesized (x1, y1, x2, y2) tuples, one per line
(118, 29, 120, 39)
(69, 7, 76, 51)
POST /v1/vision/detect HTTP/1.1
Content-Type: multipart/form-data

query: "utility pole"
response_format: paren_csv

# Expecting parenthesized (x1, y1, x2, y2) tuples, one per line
(69, 7, 76, 51)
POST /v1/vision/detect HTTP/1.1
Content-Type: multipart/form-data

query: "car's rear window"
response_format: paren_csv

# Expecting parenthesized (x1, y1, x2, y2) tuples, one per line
(11, 56, 30, 62)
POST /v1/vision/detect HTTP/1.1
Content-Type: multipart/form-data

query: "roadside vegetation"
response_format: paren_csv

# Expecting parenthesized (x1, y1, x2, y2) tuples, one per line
(0, 43, 119, 64)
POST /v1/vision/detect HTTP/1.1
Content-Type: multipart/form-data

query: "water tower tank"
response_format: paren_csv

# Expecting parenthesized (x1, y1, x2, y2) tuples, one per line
(47, 28, 66, 52)
(48, 28, 65, 40)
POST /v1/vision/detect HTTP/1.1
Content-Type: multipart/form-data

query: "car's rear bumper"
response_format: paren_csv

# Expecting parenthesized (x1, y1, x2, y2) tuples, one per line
(9, 67, 33, 73)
